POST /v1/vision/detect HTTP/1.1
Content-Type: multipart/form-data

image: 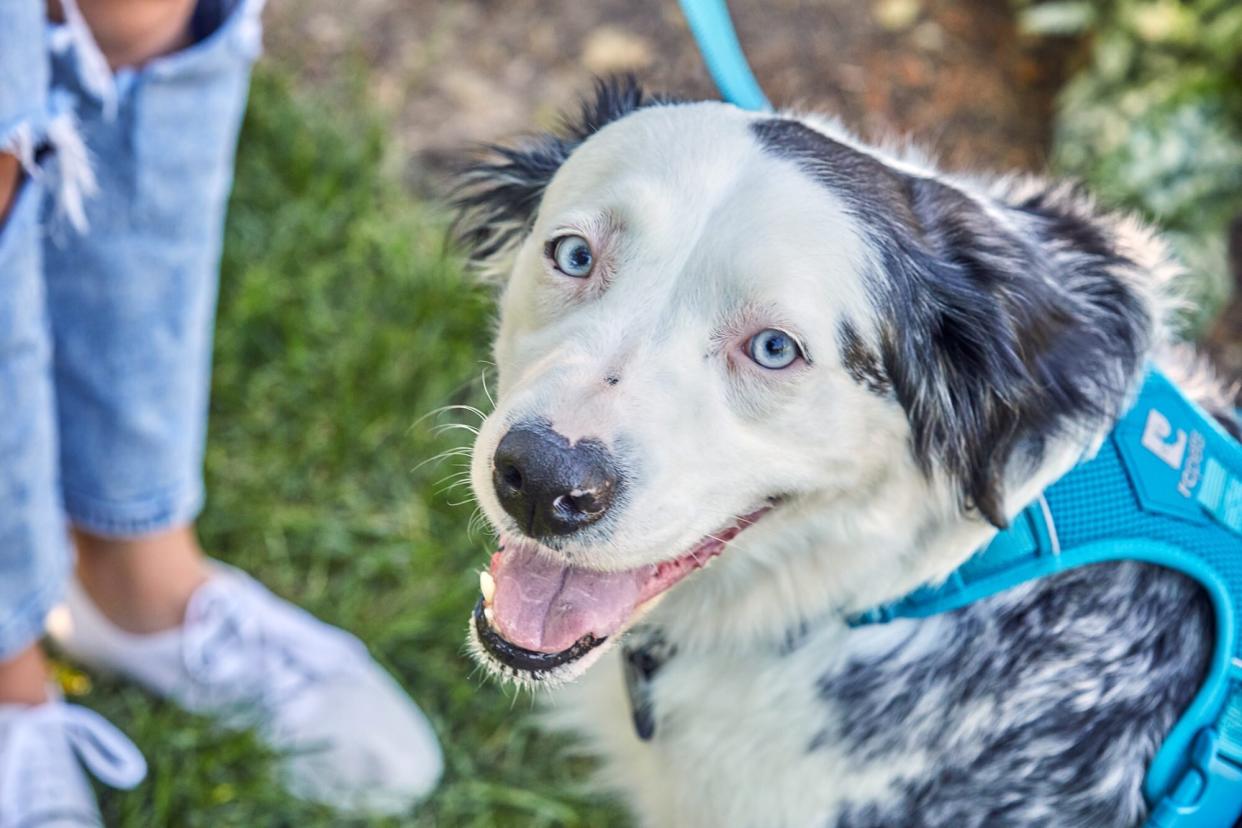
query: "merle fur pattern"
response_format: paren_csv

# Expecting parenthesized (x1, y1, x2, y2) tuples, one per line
(454, 80, 1230, 827)
(824, 563, 1210, 828)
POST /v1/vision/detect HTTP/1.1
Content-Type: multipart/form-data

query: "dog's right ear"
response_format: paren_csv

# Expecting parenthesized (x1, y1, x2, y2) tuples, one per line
(452, 76, 656, 280)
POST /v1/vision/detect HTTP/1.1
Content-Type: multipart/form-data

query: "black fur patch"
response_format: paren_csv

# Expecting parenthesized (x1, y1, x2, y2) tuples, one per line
(452, 76, 660, 267)
(622, 627, 677, 742)
(838, 319, 890, 396)
(751, 118, 1150, 526)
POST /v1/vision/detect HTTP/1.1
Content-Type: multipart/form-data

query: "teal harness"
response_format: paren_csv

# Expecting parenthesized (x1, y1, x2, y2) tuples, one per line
(677, 3, 1242, 823)
(849, 369, 1242, 827)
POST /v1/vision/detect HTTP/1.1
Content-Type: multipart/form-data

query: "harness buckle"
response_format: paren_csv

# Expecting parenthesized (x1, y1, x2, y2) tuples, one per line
(1149, 727, 1242, 827)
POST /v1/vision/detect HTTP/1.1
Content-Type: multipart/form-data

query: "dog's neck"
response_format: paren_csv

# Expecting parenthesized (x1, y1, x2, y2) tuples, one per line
(649, 429, 1098, 655)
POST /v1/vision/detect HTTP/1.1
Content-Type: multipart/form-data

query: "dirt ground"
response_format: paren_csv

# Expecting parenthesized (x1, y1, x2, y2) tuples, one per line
(263, 0, 1239, 388)
(264, 0, 1074, 179)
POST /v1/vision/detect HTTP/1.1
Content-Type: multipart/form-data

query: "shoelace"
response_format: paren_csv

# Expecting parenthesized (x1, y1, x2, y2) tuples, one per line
(0, 703, 147, 827)
(180, 577, 367, 721)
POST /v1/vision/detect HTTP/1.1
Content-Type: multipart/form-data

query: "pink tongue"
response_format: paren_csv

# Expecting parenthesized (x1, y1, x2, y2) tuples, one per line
(490, 543, 652, 654)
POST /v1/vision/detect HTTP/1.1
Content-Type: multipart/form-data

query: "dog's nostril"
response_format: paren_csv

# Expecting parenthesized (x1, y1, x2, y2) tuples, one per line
(500, 464, 524, 492)
(554, 489, 606, 518)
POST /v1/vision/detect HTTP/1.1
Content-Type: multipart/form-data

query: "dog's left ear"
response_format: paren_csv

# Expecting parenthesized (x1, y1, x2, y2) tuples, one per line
(751, 119, 1165, 525)
(876, 175, 1159, 526)
(452, 76, 658, 280)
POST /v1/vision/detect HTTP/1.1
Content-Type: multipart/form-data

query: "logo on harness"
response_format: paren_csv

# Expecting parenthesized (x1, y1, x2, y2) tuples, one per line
(1143, 408, 1189, 469)
(1142, 408, 1209, 499)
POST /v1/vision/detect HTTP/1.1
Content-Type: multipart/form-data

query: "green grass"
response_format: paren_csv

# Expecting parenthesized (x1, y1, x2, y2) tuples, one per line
(81, 69, 626, 827)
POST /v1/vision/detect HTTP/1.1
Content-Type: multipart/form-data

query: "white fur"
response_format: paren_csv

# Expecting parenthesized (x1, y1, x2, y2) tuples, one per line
(542, 620, 943, 828)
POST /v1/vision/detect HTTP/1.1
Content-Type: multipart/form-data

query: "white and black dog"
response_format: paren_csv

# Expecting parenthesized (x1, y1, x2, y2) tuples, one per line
(452, 79, 1240, 827)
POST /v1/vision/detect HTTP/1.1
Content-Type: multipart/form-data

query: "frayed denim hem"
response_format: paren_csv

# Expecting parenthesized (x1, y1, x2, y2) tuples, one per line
(2, 95, 98, 236)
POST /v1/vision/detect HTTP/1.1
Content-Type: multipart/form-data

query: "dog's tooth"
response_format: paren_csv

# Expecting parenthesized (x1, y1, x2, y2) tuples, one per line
(479, 570, 496, 603)
(483, 606, 495, 625)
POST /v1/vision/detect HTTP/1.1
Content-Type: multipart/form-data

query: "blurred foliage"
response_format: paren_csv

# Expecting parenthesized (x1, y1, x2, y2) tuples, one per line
(1018, 0, 1242, 331)
(86, 67, 624, 827)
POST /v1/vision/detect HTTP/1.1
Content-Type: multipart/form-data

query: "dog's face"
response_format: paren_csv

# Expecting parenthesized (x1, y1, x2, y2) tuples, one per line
(480, 103, 900, 567)
(456, 81, 1155, 684)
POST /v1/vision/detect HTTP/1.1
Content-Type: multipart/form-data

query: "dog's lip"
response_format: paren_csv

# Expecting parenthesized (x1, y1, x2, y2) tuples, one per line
(473, 597, 607, 676)
(475, 505, 774, 676)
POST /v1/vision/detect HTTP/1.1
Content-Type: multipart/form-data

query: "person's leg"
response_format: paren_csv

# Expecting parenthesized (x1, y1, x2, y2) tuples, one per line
(44, 0, 256, 630)
(43, 0, 238, 641)
(48, 0, 195, 70)
(0, 5, 148, 823)
(0, 155, 22, 224)
(0, 0, 65, 709)
(0, 153, 56, 709)
(1, 0, 211, 704)
(43, 0, 442, 813)
(75, 526, 207, 633)
(0, 646, 51, 707)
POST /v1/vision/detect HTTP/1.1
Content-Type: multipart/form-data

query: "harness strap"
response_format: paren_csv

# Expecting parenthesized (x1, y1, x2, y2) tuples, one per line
(850, 495, 1062, 625)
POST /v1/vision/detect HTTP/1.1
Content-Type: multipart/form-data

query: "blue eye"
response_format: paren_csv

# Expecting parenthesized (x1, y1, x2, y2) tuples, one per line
(747, 329, 801, 369)
(551, 235, 594, 278)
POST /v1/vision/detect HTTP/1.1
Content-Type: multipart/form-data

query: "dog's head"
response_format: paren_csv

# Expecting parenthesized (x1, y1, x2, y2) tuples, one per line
(454, 78, 1170, 684)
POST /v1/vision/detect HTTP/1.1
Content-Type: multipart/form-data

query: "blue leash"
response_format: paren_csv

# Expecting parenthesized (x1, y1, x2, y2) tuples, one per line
(678, 0, 770, 111)
(678, 3, 1242, 825)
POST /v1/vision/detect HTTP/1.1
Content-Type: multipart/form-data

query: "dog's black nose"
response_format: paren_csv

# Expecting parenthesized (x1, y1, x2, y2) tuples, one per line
(492, 422, 620, 538)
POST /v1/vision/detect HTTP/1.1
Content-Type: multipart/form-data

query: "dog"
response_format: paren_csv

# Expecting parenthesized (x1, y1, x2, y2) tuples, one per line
(452, 78, 1241, 827)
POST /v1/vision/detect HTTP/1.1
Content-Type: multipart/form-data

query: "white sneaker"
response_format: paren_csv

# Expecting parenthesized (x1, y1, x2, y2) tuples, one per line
(52, 563, 443, 816)
(0, 696, 146, 828)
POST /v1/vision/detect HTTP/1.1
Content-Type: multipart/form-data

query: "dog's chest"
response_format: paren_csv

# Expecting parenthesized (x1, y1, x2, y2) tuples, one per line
(550, 625, 929, 828)
(547, 562, 1211, 828)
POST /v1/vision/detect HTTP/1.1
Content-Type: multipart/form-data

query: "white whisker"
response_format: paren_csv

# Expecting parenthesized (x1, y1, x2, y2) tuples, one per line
(435, 477, 474, 497)
(411, 446, 473, 474)
(481, 369, 496, 409)
(412, 403, 486, 429)
(433, 422, 481, 437)
(706, 532, 756, 557)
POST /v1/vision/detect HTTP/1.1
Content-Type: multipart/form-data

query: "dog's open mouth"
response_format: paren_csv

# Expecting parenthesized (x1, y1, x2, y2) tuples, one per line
(473, 507, 770, 679)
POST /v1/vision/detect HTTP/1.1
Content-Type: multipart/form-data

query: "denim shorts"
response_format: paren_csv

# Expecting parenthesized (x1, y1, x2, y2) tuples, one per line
(0, 0, 262, 659)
